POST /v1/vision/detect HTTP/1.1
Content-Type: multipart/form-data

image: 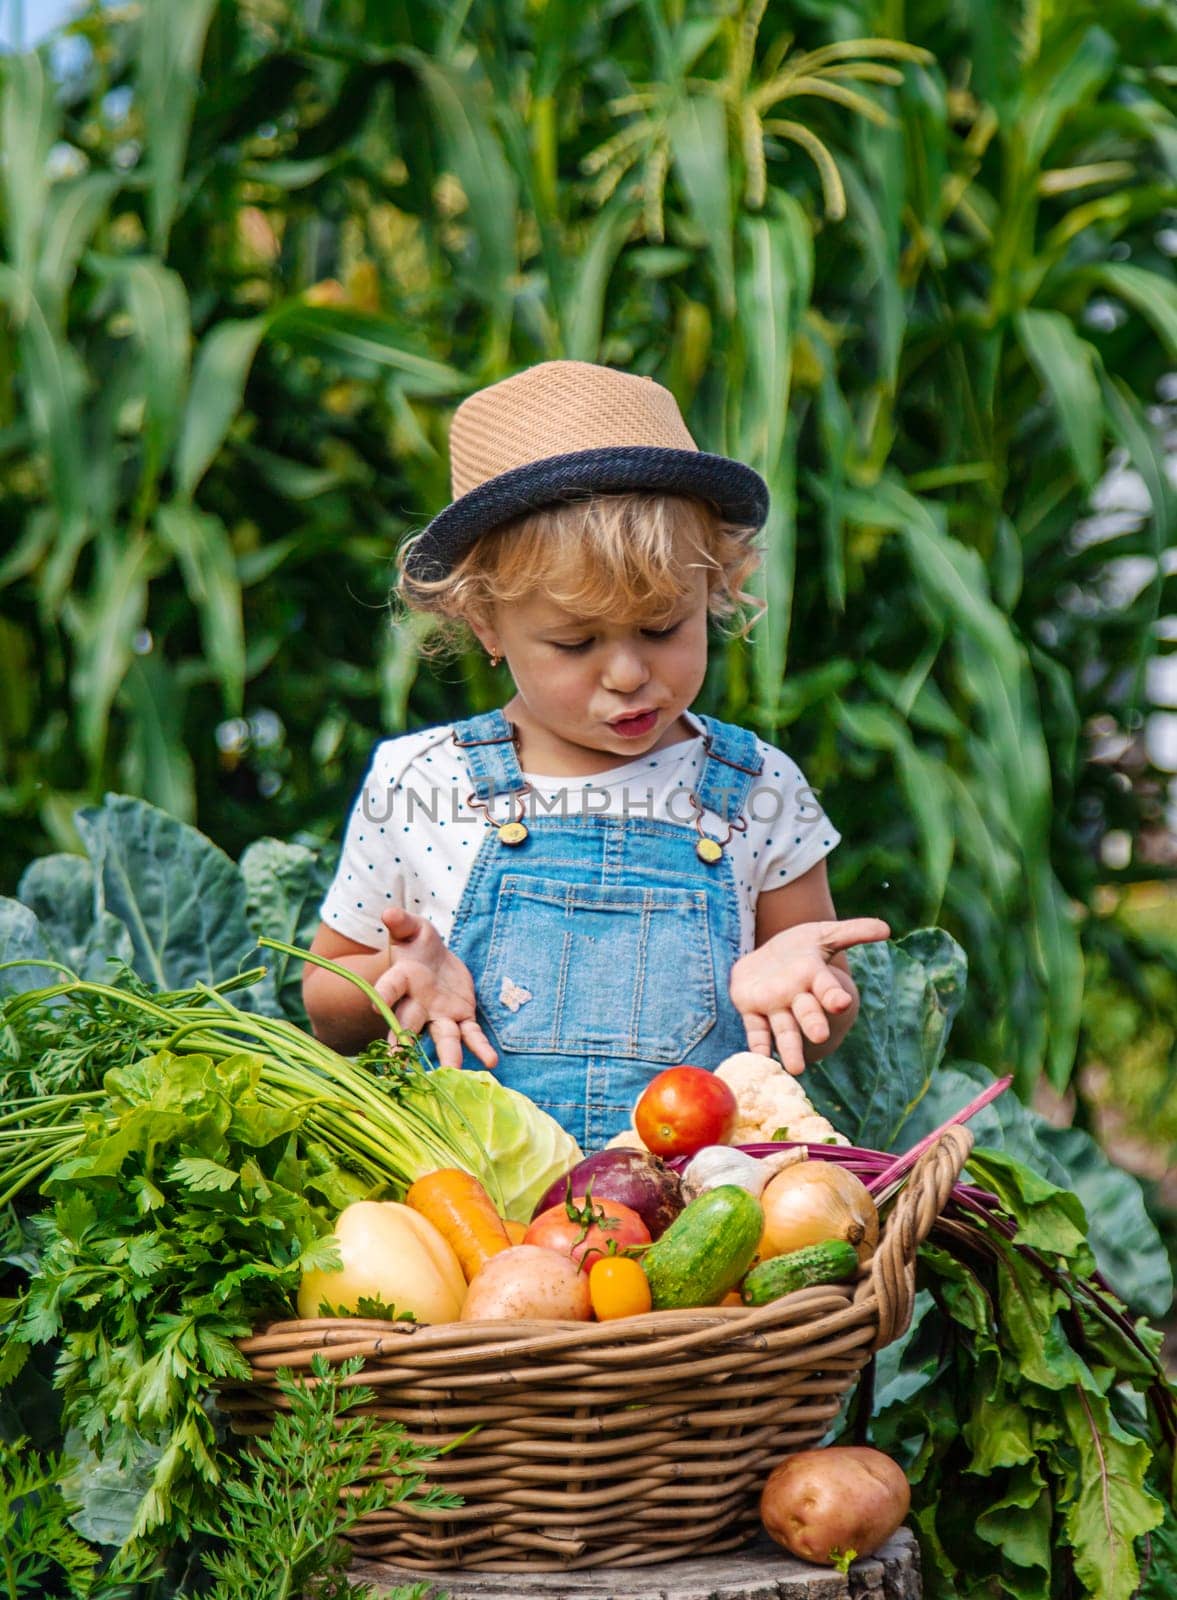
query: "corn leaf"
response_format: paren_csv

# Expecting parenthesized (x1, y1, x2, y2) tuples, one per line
(155, 503, 244, 717)
(1015, 308, 1102, 488)
(136, 0, 218, 254)
(173, 315, 267, 500)
(0, 51, 54, 278)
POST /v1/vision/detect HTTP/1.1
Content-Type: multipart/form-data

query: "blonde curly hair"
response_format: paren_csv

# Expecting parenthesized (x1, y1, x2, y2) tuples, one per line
(393, 491, 766, 663)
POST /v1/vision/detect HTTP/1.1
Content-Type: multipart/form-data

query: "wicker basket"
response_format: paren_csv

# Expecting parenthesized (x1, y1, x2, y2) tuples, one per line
(219, 1126, 971, 1573)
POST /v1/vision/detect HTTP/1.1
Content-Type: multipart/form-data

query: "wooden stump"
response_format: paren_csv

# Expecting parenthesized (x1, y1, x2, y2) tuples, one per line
(352, 1527, 922, 1599)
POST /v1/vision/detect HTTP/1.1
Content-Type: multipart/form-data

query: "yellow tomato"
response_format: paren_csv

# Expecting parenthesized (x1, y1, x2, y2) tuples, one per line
(588, 1255, 652, 1321)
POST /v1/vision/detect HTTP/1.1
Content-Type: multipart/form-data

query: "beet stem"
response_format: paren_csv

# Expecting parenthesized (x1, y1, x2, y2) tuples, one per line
(867, 1075, 1014, 1200)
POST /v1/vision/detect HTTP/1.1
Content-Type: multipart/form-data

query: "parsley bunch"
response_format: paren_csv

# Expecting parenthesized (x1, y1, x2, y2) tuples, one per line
(2, 1048, 341, 1547)
(0, 948, 506, 1213)
(0, 949, 517, 1567)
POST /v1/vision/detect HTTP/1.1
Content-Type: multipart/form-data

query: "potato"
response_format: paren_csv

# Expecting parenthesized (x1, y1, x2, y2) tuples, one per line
(461, 1244, 592, 1322)
(759, 1446, 910, 1567)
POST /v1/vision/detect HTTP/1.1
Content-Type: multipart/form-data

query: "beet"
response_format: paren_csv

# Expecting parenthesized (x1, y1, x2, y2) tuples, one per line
(531, 1149, 684, 1239)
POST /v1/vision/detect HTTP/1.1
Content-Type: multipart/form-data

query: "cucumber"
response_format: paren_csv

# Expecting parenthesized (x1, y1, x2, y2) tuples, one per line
(643, 1185, 764, 1310)
(740, 1239, 859, 1306)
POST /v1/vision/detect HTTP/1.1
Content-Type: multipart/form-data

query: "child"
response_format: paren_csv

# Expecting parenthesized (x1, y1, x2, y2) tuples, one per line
(303, 360, 889, 1148)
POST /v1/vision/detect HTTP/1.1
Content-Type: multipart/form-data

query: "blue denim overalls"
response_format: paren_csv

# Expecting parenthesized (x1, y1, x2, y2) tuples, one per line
(418, 707, 762, 1149)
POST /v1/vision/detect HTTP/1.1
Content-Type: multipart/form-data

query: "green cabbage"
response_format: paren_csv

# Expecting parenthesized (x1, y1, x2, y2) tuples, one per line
(428, 1068, 582, 1222)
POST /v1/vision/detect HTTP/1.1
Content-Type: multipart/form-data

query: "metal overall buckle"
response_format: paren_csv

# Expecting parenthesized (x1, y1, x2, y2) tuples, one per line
(452, 721, 532, 846)
(464, 785, 533, 846)
(687, 793, 748, 862)
(688, 733, 762, 863)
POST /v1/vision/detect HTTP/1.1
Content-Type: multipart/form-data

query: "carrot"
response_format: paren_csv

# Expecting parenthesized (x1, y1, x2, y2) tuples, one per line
(405, 1168, 512, 1282)
(503, 1218, 528, 1245)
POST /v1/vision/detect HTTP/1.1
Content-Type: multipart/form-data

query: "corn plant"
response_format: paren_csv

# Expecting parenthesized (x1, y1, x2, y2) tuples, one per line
(1, 0, 1174, 1105)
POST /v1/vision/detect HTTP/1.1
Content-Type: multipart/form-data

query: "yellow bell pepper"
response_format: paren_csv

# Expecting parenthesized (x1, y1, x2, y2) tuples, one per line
(297, 1200, 466, 1324)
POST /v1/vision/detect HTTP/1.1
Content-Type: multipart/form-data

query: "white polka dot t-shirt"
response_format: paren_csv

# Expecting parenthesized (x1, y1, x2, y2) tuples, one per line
(318, 711, 841, 954)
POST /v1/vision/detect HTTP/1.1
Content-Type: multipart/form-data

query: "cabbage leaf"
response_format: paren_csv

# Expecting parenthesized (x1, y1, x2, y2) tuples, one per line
(428, 1068, 582, 1223)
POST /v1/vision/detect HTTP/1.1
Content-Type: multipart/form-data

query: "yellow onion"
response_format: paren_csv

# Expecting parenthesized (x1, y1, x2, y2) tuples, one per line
(757, 1161, 879, 1265)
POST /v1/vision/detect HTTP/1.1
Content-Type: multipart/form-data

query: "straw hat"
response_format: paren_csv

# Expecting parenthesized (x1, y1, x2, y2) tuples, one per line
(403, 360, 769, 582)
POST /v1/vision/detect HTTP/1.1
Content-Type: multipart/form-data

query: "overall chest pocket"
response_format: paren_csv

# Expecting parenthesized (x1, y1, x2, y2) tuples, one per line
(477, 874, 718, 1062)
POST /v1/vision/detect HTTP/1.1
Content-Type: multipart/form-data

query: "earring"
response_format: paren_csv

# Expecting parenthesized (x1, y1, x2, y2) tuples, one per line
(488, 649, 502, 668)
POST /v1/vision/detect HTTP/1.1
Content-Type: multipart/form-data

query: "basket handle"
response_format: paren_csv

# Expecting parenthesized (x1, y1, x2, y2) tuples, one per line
(861, 1124, 973, 1351)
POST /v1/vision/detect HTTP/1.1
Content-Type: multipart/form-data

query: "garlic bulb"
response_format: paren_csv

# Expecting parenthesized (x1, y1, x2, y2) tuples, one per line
(681, 1144, 806, 1202)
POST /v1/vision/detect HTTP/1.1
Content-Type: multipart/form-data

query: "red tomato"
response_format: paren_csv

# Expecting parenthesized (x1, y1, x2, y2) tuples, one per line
(634, 1066, 737, 1158)
(523, 1195, 650, 1271)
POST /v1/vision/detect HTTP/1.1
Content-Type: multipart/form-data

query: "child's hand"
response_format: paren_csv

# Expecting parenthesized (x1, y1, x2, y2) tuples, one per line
(729, 918, 891, 1075)
(374, 906, 499, 1072)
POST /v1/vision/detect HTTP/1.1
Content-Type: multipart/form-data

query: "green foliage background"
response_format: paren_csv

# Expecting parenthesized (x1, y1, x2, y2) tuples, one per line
(1, 0, 1176, 1114)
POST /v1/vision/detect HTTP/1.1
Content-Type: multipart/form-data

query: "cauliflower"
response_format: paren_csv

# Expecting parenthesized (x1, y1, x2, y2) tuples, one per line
(714, 1052, 849, 1145)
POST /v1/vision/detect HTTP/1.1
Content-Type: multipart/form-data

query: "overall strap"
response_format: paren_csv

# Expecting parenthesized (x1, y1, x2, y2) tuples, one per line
(450, 708, 529, 799)
(693, 715, 763, 820)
